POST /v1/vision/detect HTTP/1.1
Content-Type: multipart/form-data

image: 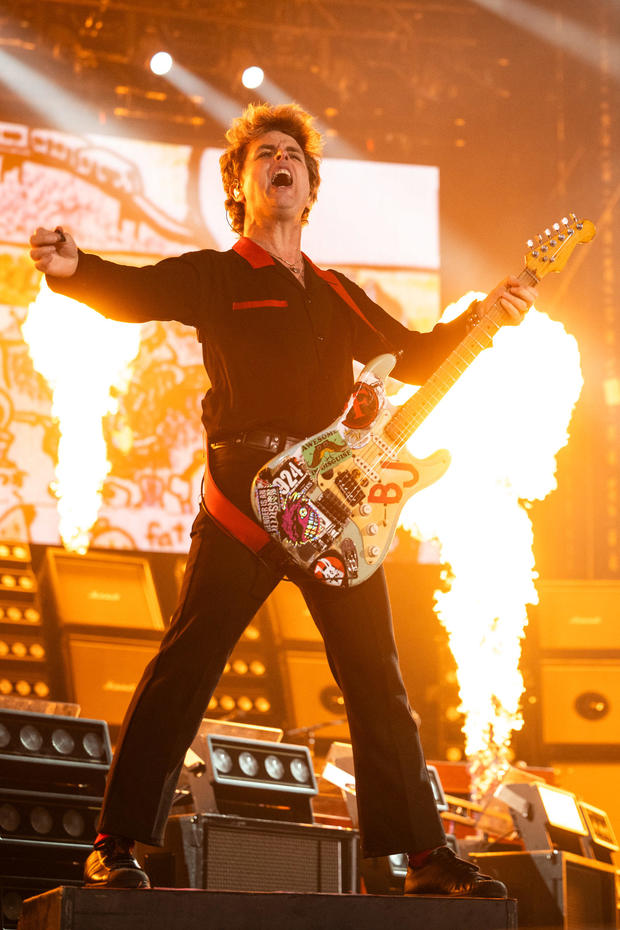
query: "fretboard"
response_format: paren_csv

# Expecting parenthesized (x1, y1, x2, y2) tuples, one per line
(385, 268, 538, 449)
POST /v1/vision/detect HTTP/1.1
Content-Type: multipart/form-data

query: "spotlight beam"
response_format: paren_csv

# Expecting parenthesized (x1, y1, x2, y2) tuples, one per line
(0, 49, 97, 130)
(162, 64, 239, 128)
(471, 0, 620, 79)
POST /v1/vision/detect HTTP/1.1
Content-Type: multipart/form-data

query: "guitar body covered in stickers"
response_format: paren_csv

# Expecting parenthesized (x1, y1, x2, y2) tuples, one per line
(252, 352, 450, 587)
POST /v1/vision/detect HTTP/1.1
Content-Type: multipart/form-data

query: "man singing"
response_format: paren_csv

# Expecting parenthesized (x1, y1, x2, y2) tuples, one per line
(29, 102, 536, 895)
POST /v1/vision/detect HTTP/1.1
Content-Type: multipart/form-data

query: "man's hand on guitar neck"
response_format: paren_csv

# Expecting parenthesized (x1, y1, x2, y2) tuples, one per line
(479, 275, 538, 324)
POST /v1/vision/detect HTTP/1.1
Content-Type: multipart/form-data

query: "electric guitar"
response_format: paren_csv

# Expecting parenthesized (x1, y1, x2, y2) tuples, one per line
(251, 215, 595, 587)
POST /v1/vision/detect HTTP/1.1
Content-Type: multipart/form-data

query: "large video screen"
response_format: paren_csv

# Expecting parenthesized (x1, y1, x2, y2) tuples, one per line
(0, 122, 439, 552)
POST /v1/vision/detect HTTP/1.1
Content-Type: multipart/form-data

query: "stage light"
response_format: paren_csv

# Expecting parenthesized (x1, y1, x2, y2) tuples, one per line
(30, 805, 53, 835)
(265, 754, 284, 780)
(62, 808, 85, 837)
(238, 750, 259, 776)
(579, 801, 619, 862)
(186, 722, 316, 823)
(290, 757, 309, 783)
(51, 728, 75, 755)
(213, 747, 233, 774)
(0, 791, 99, 844)
(242, 66, 264, 89)
(0, 709, 110, 766)
(150, 51, 173, 76)
(497, 780, 589, 854)
(538, 783, 588, 836)
(20, 725, 43, 752)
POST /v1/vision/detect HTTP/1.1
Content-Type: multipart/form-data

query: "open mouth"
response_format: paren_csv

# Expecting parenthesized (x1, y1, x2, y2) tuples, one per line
(271, 168, 293, 188)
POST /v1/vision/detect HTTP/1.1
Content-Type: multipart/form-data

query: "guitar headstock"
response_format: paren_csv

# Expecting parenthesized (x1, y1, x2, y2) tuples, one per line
(525, 213, 596, 281)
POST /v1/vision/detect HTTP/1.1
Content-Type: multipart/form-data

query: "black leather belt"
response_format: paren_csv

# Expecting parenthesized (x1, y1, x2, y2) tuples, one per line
(209, 429, 301, 454)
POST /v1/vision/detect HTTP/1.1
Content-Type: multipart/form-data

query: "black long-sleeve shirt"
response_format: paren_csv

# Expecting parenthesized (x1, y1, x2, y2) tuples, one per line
(47, 236, 468, 441)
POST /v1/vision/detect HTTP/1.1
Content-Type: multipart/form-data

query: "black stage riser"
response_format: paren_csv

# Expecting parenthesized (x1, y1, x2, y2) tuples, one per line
(18, 887, 517, 930)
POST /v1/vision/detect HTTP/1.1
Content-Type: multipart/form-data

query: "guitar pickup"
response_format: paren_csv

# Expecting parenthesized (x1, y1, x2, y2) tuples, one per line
(318, 488, 352, 527)
(334, 470, 365, 506)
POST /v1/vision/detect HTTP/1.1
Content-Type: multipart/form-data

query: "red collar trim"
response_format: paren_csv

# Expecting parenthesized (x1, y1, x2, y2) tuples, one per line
(233, 237, 277, 269)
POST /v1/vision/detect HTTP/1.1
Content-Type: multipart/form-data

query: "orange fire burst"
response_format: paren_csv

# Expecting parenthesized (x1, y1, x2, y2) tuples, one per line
(22, 279, 141, 553)
(395, 293, 583, 794)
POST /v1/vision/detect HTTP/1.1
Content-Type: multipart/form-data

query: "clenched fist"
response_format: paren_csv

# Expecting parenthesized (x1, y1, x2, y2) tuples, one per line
(29, 227, 79, 277)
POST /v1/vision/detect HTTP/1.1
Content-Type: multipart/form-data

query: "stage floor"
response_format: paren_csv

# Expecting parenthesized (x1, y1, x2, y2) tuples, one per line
(18, 886, 517, 930)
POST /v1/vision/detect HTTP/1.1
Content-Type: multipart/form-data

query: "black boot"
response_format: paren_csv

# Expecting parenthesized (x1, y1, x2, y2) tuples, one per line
(83, 836, 151, 889)
(405, 846, 507, 897)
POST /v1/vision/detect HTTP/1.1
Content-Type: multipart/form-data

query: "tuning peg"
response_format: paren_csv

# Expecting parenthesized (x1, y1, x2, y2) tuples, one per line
(553, 223, 560, 231)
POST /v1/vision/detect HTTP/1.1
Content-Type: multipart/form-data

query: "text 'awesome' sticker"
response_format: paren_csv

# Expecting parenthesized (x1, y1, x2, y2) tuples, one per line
(302, 431, 350, 473)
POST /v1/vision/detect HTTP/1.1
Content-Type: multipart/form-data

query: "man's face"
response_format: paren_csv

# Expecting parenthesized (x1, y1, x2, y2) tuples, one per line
(239, 130, 311, 227)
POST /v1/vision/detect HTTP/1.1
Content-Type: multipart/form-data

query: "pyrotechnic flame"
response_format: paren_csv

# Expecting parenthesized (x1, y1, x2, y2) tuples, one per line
(22, 279, 141, 553)
(395, 293, 583, 795)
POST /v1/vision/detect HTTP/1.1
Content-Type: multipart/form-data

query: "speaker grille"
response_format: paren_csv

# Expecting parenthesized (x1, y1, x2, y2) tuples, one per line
(540, 660, 620, 745)
(565, 858, 616, 928)
(205, 823, 341, 893)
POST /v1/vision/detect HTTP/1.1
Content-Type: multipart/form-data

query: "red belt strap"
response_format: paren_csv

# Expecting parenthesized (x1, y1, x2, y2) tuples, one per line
(202, 444, 271, 553)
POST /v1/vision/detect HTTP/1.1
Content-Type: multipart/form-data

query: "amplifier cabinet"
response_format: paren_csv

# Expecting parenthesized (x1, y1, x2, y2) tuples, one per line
(140, 812, 358, 894)
(534, 581, 620, 652)
(470, 850, 617, 929)
(39, 549, 164, 631)
(538, 658, 620, 753)
(60, 633, 161, 728)
(278, 650, 349, 742)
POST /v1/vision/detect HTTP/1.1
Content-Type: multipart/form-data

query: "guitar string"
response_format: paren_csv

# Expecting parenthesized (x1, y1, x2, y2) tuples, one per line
(352, 305, 506, 478)
(362, 264, 542, 471)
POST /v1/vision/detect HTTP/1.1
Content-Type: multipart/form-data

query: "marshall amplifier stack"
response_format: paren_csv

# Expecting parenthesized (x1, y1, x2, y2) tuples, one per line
(38, 548, 165, 735)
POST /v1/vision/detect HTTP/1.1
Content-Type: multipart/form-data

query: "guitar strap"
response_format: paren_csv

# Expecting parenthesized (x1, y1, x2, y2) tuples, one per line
(201, 259, 387, 556)
(304, 257, 393, 349)
(201, 441, 271, 554)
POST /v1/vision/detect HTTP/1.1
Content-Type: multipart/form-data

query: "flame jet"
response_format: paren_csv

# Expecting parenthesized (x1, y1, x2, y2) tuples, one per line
(396, 293, 583, 794)
(23, 279, 141, 552)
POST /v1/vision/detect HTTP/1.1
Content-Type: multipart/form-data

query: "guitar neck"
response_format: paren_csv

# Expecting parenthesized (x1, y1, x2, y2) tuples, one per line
(385, 267, 539, 449)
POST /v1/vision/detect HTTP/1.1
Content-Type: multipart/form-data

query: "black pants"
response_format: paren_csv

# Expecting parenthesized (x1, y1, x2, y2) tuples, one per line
(98, 448, 445, 858)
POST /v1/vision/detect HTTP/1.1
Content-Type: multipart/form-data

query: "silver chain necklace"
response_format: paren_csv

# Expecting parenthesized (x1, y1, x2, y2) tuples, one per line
(268, 250, 303, 276)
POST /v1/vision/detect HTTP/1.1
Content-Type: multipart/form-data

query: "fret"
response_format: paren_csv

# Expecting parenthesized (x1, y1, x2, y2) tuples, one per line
(385, 303, 513, 446)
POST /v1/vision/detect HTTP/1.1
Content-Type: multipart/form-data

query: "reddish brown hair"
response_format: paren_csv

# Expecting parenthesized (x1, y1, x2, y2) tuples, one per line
(220, 102, 323, 235)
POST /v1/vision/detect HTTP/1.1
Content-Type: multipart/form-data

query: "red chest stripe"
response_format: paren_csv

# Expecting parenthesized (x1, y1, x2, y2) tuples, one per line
(232, 299, 289, 310)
